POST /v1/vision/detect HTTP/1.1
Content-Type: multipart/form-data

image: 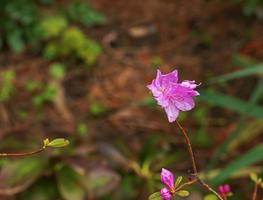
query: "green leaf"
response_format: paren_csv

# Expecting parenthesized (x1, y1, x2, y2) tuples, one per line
(66, 2, 106, 27)
(32, 85, 57, 107)
(57, 165, 85, 200)
(250, 172, 258, 182)
(207, 64, 263, 84)
(174, 176, 183, 188)
(0, 157, 48, 193)
(43, 42, 59, 60)
(176, 190, 190, 197)
(148, 192, 162, 200)
(7, 29, 24, 53)
(199, 90, 263, 119)
(18, 177, 59, 200)
(82, 168, 120, 197)
(231, 54, 259, 68)
(46, 138, 69, 148)
(79, 39, 102, 65)
(210, 143, 263, 185)
(204, 194, 218, 200)
(0, 70, 15, 102)
(206, 79, 263, 170)
(39, 16, 67, 40)
(49, 63, 65, 79)
(24, 80, 42, 91)
(227, 119, 263, 152)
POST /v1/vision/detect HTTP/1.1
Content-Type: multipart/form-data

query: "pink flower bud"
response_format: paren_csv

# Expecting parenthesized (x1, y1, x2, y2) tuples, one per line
(160, 168, 174, 189)
(218, 184, 231, 197)
(160, 187, 172, 200)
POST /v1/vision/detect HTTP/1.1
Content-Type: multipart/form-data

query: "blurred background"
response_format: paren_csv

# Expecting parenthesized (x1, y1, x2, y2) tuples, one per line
(0, 0, 263, 199)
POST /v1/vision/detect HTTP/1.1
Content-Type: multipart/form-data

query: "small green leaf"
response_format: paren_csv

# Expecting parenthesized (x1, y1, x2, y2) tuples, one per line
(46, 138, 69, 148)
(49, 63, 65, 79)
(148, 192, 162, 200)
(250, 172, 258, 182)
(176, 190, 190, 197)
(204, 194, 218, 200)
(43, 138, 50, 147)
(174, 176, 183, 188)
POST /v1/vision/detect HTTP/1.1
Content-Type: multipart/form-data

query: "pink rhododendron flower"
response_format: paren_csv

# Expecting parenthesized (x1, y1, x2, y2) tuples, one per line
(147, 69, 199, 122)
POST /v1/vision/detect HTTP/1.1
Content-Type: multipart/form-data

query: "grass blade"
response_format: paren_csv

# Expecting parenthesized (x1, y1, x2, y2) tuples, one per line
(207, 64, 263, 84)
(199, 89, 263, 119)
(205, 79, 263, 170)
(210, 143, 263, 185)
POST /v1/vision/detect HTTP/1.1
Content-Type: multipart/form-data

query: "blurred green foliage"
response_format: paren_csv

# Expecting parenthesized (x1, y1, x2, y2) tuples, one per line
(32, 85, 57, 107)
(77, 122, 89, 136)
(43, 24, 102, 66)
(65, 1, 106, 26)
(49, 63, 66, 79)
(234, 0, 263, 18)
(89, 102, 108, 116)
(0, 0, 37, 52)
(59, 27, 102, 65)
(200, 55, 263, 186)
(0, 0, 103, 67)
(0, 70, 15, 102)
(38, 16, 68, 40)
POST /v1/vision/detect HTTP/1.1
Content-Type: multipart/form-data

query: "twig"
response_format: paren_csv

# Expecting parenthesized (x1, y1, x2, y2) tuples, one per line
(198, 178, 224, 200)
(175, 120, 197, 174)
(175, 120, 224, 200)
(0, 147, 45, 157)
(252, 182, 259, 200)
(175, 178, 198, 191)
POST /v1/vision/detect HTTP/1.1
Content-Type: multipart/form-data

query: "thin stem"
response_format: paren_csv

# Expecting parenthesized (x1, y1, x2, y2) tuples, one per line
(175, 120, 224, 200)
(175, 178, 198, 191)
(0, 147, 45, 157)
(252, 182, 258, 200)
(198, 179, 224, 200)
(175, 120, 197, 174)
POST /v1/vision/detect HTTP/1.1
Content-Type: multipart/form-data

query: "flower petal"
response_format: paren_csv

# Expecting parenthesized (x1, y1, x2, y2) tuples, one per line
(223, 184, 231, 193)
(180, 80, 200, 89)
(160, 168, 174, 189)
(160, 188, 172, 200)
(173, 96, 195, 111)
(156, 69, 178, 86)
(164, 103, 179, 122)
